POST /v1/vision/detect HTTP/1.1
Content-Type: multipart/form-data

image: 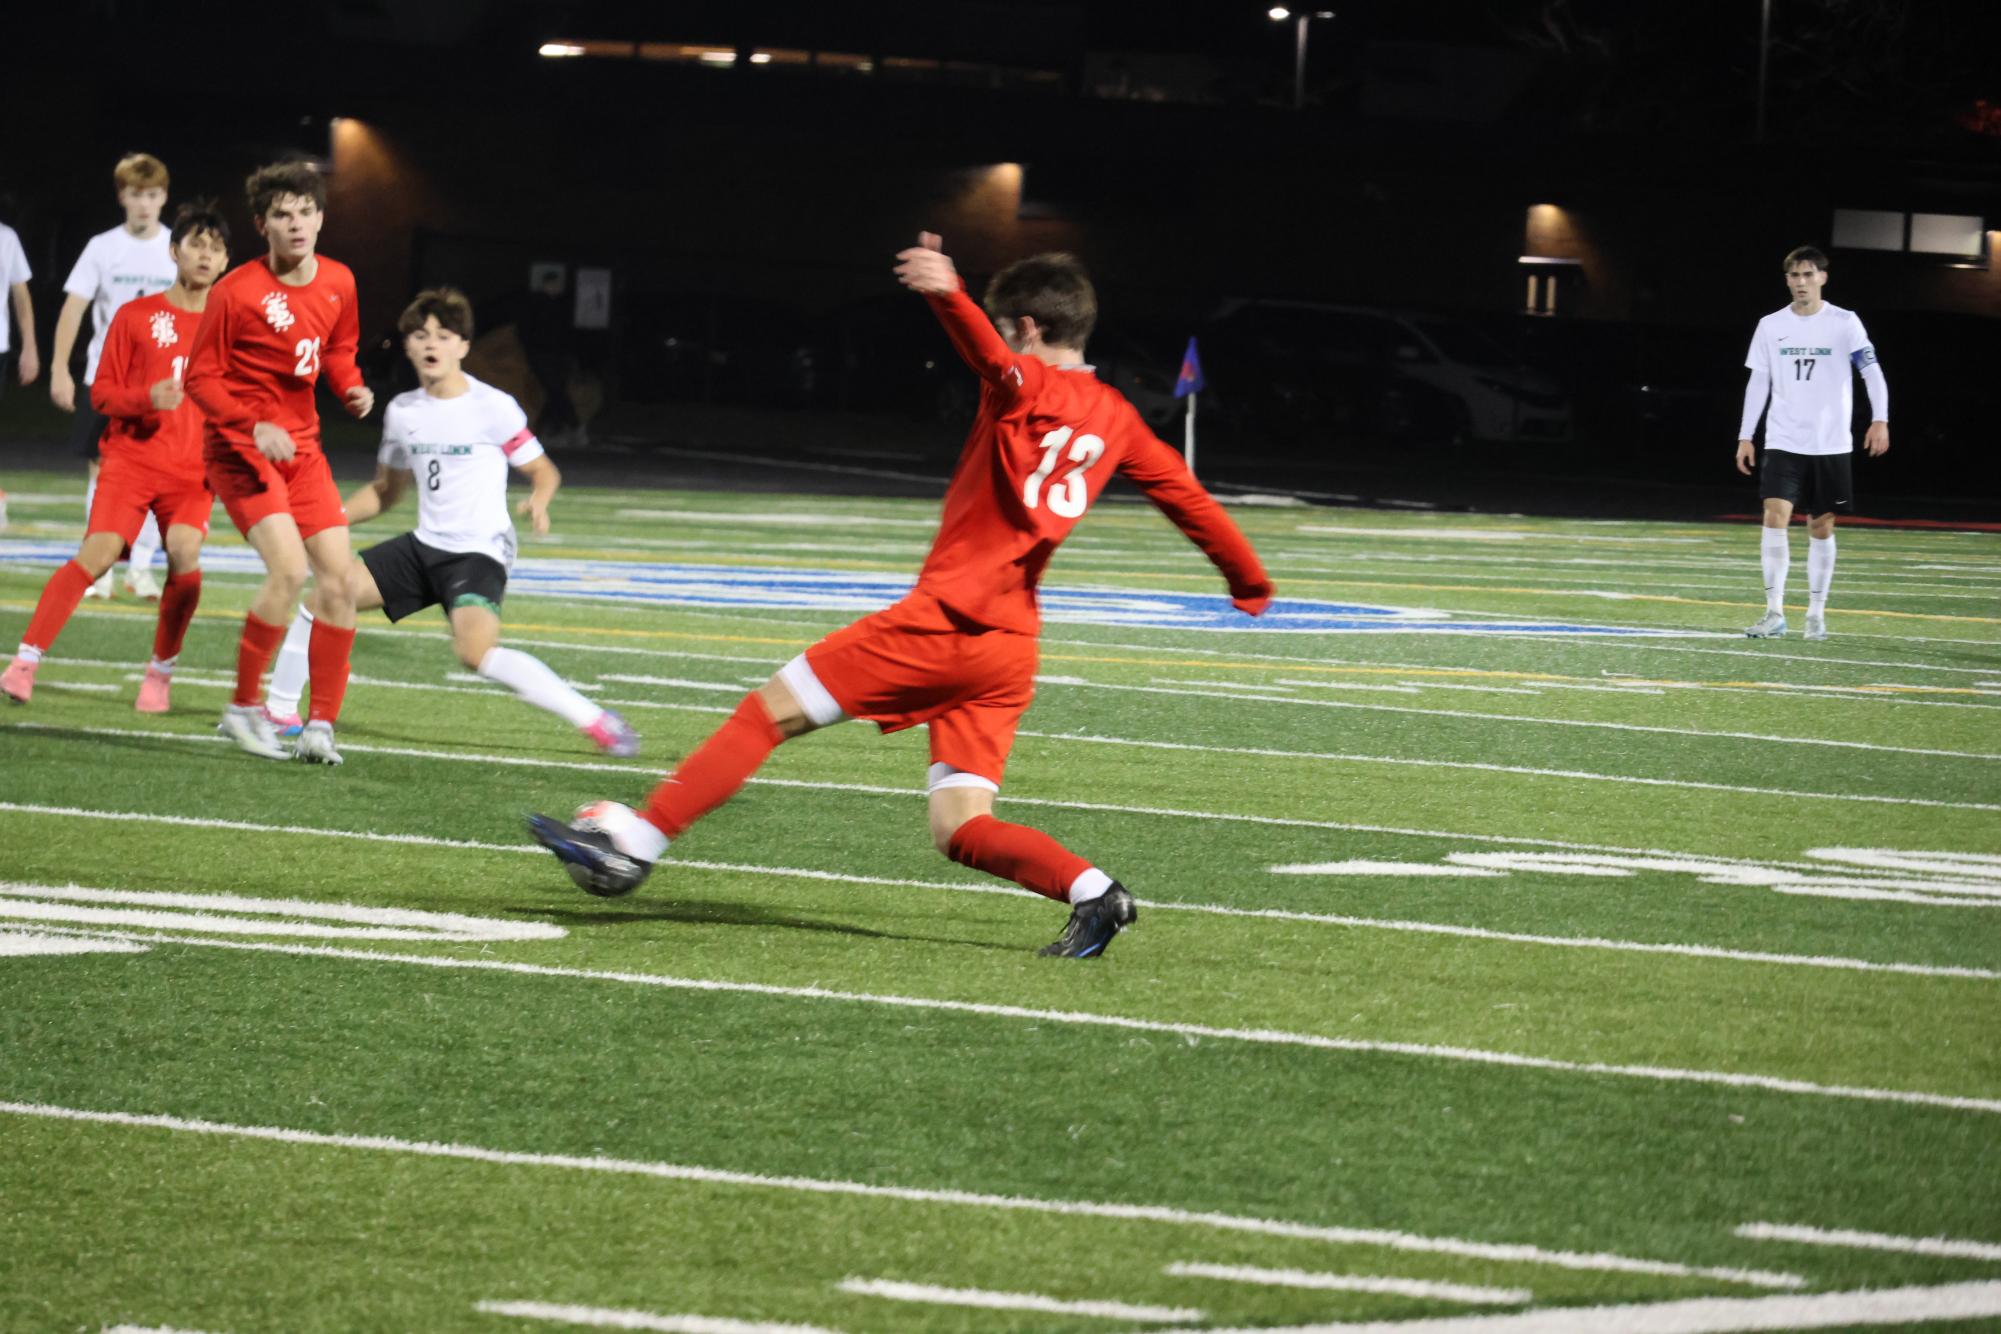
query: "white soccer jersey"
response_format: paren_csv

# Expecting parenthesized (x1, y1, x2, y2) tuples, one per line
(1742, 302, 1885, 457)
(378, 375, 545, 568)
(63, 225, 176, 382)
(0, 222, 30, 354)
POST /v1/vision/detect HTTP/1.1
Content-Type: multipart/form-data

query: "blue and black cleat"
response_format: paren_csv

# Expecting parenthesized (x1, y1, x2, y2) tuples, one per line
(527, 812, 651, 898)
(1038, 883, 1137, 958)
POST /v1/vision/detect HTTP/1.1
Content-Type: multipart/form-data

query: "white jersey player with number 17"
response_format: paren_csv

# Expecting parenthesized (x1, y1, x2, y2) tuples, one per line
(265, 288, 638, 757)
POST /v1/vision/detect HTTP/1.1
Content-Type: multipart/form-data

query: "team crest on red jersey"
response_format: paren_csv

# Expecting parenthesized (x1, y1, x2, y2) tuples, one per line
(149, 310, 178, 348)
(260, 291, 296, 332)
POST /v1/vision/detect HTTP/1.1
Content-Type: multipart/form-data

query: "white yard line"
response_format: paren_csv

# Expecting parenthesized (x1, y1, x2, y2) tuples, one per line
(0, 1099, 1804, 1287)
(1191, 1279, 2001, 1333)
(10, 937, 2000, 1117)
(833, 1277, 1201, 1322)
(1734, 1222, 2001, 1262)
(3, 801, 1992, 979)
(0, 929, 148, 957)
(1163, 1262, 1530, 1305)
(476, 1301, 839, 1334)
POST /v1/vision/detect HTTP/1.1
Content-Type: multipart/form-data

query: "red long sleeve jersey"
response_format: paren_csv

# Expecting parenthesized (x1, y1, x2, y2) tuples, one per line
(89, 291, 206, 479)
(916, 285, 1271, 633)
(184, 255, 361, 454)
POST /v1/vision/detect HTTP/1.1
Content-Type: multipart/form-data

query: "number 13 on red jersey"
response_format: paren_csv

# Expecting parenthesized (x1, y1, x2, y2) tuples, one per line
(1023, 426, 1105, 518)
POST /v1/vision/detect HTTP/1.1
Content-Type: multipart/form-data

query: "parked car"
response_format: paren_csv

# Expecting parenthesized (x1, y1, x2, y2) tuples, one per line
(1201, 300, 1574, 446)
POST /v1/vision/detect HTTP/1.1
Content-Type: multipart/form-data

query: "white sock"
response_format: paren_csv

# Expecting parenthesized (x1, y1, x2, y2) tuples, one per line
(1807, 534, 1835, 616)
(83, 477, 95, 521)
(129, 512, 162, 571)
(1760, 527, 1789, 615)
(616, 816, 670, 863)
(478, 646, 601, 728)
(267, 606, 315, 716)
(148, 655, 176, 676)
(1068, 867, 1113, 905)
(15, 644, 43, 665)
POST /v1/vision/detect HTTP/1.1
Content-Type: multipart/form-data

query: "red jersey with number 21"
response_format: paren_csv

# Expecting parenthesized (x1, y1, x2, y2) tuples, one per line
(184, 255, 362, 455)
(917, 284, 1271, 634)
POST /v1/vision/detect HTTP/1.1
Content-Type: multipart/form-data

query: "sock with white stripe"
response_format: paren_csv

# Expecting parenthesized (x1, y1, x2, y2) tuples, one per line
(1760, 527, 1789, 615)
(266, 606, 314, 716)
(478, 645, 602, 727)
(1807, 534, 1835, 616)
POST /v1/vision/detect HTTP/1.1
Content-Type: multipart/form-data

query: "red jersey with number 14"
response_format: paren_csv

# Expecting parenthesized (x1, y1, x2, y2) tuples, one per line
(916, 284, 1271, 634)
(185, 254, 361, 456)
(89, 290, 206, 481)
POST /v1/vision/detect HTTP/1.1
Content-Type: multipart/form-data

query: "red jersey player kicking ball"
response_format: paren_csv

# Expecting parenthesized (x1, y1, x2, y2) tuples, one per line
(185, 162, 373, 764)
(5, 203, 231, 710)
(529, 233, 1274, 958)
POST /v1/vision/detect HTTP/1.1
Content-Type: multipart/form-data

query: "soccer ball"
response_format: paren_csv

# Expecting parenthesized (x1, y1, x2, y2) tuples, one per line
(565, 800, 650, 897)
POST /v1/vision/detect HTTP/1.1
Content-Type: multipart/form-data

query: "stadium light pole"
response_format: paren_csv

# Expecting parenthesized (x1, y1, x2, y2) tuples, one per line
(1268, 8, 1335, 112)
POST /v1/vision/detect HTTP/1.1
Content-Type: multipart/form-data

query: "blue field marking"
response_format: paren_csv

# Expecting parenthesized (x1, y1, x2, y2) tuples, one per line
(0, 540, 1702, 636)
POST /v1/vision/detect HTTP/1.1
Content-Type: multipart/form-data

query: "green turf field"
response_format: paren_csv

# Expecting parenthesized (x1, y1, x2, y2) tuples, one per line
(1, 468, 1997, 1333)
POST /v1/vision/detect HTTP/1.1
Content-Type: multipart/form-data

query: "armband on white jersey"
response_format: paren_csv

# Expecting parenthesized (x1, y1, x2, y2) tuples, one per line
(1854, 348, 1889, 422)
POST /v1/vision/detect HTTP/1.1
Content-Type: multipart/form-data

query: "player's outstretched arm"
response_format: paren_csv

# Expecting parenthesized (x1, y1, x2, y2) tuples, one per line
(49, 294, 90, 406)
(1117, 425, 1273, 614)
(898, 232, 1020, 387)
(515, 455, 560, 535)
(343, 464, 409, 525)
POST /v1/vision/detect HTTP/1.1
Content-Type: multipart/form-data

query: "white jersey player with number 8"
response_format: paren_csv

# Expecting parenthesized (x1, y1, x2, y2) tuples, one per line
(1734, 245, 1888, 642)
(266, 288, 637, 758)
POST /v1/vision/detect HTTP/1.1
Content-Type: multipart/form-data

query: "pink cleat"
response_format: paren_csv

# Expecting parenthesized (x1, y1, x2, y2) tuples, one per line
(581, 708, 640, 757)
(134, 667, 172, 714)
(1, 657, 35, 704)
(262, 705, 305, 738)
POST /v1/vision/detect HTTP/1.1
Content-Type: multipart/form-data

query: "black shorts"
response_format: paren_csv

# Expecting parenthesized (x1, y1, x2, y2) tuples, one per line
(360, 532, 508, 624)
(1759, 449, 1852, 516)
(71, 395, 109, 460)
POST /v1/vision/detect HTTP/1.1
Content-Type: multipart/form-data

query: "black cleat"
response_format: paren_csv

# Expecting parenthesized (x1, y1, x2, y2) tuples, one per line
(1038, 883, 1137, 958)
(527, 812, 652, 897)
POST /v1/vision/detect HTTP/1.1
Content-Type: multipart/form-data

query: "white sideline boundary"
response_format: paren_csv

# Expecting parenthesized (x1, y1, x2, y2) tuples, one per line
(0, 1099, 1803, 1288)
(477, 1301, 839, 1334)
(1162, 1262, 1531, 1305)
(833, 1277, 1201, 1321)
(8, 719, 1997, 818)
(2, 802, 1995, 980)
(10, 933, 2000, 1117)
(1192, 1279, 2001, 1333)
(1735, 1222, 2001, 1262)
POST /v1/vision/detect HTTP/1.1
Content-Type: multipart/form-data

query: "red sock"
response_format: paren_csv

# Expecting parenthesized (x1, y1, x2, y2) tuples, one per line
(306, 620, 357, 725)
(946, 813, 1092, 902)
(22, 560, 96, 654)
(233, 613, 286, 707)
(642, 693, 784, 838)
(151, 570, 202, 664)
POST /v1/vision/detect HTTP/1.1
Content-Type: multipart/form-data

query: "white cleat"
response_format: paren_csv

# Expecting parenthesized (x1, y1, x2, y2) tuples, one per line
(1744, 611, 1787, 639)
(1804, 614, 1828, 641)
(126, 566, 161, 600)
(293, 720, 344, 766)
(83, 569, 116, 600)
(218, 703, 290, 760)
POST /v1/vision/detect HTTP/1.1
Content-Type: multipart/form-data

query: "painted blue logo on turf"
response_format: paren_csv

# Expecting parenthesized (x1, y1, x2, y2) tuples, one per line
(0, 541, 1698, 636)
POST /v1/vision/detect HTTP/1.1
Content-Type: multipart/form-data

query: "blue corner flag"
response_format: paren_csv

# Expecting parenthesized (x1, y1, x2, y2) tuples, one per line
(1174, 336, 1205, 398)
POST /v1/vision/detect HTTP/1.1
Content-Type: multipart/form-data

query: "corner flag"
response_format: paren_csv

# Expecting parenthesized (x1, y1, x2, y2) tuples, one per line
(1174, 336, 1205, 398)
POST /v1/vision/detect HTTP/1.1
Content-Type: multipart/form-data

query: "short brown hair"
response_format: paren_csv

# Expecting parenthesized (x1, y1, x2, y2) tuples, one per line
(246, 160, 327, 218)
(114, 153, 169, 193)
(1783, 245, 1829, 272)
(983, 252, 1097, 350)
(398, 287, 475, 341)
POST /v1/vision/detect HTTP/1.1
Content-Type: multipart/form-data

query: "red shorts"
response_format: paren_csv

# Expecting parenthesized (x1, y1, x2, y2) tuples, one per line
(803, 592, 1037, 787)
(86, 454, 213, 545)
(205, 441, 346, 540)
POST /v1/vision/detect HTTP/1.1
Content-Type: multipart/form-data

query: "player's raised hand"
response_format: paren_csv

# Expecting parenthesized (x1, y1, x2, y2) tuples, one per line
(344, 384, 375, 419)
(148, 376, 184, 411)
(516, 496, 551, 535)
(895, 231, 958, 295)
(1863, 421, 1889, 457)
(253, 420, 296, 463)
(1734, 439, 1755, 475)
